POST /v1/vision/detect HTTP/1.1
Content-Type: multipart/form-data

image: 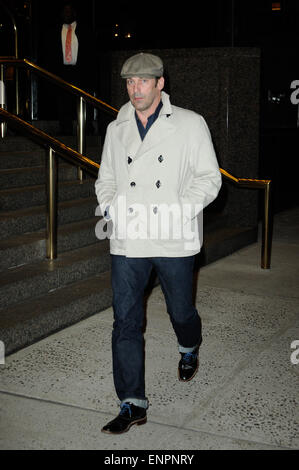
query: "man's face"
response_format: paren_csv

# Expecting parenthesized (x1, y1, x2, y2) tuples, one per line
(126, 77, 164, 113)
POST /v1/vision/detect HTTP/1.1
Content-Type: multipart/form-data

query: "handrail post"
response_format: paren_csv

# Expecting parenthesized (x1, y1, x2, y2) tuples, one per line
(77, 95, 86, 182)
(15, 67, 20, 115)
(0, 2, 19, 115)
(0, 64, 7, 137)
(261, 181, 272, 269)
(46, 147, 58, 260)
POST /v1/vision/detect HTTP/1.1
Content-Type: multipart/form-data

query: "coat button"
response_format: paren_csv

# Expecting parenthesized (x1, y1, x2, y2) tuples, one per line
(158, 155, 163, 163)
(153, 206, 158, 214)
(128, 207, 134, 214)
(130, 181, 136, 187)
(128, 157, 132, 164)
(155, 180, 161, 188)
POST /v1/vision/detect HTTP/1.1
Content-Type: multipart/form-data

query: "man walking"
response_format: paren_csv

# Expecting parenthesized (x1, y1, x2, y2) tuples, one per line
(95, 53, 222, 434)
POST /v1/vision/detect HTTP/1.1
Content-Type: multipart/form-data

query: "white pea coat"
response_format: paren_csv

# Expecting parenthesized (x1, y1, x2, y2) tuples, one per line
(95, 92, 222, 258)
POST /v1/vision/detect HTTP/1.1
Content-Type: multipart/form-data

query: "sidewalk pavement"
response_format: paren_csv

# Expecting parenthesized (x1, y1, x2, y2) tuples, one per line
(0, 208, 298, 450)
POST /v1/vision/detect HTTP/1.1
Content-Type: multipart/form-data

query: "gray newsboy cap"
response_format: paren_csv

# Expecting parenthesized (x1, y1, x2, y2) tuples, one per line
(120, 53, 163, 79)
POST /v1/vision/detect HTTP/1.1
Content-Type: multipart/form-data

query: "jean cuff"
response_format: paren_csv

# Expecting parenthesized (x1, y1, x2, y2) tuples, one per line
(178, 344, 199, 354)
(120, 398, 149, 409)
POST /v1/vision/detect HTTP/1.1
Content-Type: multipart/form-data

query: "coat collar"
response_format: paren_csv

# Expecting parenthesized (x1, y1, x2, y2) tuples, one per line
(115, 92, 175, 159)
(116, 91, 173, 124)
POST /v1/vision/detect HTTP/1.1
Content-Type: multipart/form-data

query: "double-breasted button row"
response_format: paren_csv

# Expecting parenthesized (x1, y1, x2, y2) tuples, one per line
(128, 155, 164, 190)
(128, 206, 159, 215)
(129, 180, 161, 188)
(128, 155, 164, 164)
(128, 206, 158, 215)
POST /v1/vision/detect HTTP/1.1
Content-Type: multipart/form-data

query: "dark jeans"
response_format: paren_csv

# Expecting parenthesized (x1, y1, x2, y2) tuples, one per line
(111, 255, 202, 405)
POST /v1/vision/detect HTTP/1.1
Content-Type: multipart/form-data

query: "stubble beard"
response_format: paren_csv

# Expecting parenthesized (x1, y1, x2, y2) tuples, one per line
(130, 89, 159, 113)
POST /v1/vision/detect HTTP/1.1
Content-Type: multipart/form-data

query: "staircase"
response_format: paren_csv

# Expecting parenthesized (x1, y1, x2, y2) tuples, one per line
(0, 131, 112, 356)
(0, 125, 258, 357)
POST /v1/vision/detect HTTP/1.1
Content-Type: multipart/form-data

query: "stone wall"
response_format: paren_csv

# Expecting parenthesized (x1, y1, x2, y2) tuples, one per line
(109, 48, 261, 229)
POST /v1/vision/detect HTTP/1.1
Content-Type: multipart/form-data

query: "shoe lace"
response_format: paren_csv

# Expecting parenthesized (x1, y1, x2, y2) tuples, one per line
(120, 403, 132, 417)
(181, 352, 197, 369)
(183, 352, 196, 363)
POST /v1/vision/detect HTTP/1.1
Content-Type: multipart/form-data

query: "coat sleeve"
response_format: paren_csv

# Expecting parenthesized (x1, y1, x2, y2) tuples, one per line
(180, 115, 222, 218)
(94, 124, 117, 217)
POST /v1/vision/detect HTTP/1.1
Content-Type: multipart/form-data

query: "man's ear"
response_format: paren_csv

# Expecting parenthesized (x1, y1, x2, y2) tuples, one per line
(157, 76, 165, 91)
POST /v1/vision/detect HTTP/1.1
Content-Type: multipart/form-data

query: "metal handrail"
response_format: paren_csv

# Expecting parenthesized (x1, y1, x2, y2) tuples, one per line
(0, 57, 117, 178)
(0, 107, 99, 259)
(220, 169, 272, 269)
(0, 65, 272, 268)
(0, 1, 19, 115)
(0, 58, 118, 116)
(0, 108, 99, 174)
(0, 1, 18, 58)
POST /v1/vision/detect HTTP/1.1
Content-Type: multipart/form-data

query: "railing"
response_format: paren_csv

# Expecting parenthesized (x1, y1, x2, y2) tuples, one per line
(0, 107, 99, 260)
(0, 58, 272, 268)
(0, 1, 19, 114)
(0, 57, 117, 178)
(220, 170, 272, 269)
(0, 1, 18, 57)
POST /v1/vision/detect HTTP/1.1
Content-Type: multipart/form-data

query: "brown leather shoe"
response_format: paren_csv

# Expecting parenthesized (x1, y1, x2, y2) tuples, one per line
(101, 402, 147, 434)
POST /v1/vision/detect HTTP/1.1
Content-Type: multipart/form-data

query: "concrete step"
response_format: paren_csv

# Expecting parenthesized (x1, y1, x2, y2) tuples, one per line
(0, 135, 41, 152)
(0, 132, 107, 356)
(0, 269, 112, 355)
(198, 225, 258, 267)
(0, 178, 95, 211)
(0, 217, 101, 271)
(0, 131, 258, 360)
(0, 163, 79, 189)
(0, 196, 98, 239)
(0, 149, 45, 169)
(0, 146, 101, 169)
(0, 241, 110, 310)
(31, 119, 107, 138)
(0, 224, 258, 356)
(0, 134, 102, 153)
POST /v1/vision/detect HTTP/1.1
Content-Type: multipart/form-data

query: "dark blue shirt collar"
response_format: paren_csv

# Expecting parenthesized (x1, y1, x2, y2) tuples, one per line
(135, 100, 163, 141)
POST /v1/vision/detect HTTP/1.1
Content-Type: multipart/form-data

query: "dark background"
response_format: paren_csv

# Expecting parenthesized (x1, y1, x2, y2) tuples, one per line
(1, 0, 299, 212)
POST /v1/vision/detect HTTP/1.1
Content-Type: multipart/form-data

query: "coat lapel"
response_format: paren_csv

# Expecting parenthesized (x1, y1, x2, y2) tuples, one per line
(115, 92, 176, 161)
(115, 102, 141, 158)
(135, 114, 175, 159)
